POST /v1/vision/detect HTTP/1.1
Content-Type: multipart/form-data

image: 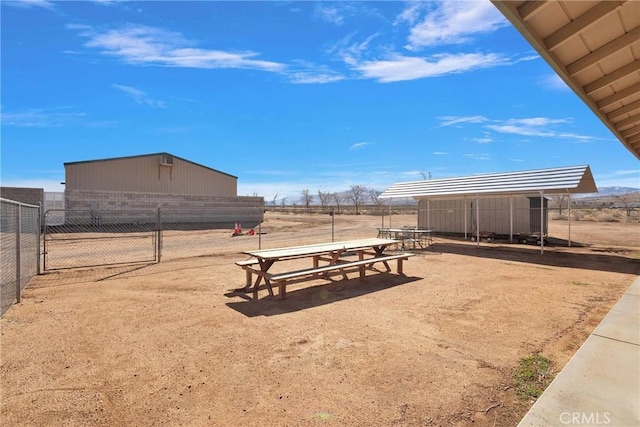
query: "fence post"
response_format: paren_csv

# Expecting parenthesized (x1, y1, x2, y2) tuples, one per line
(43, 210, 48, 272)
(37, 202, 42, 274)
(258, 209, 263, 250)
(15, 204, 21, 304)
(330, 210, 335, 242)
(156, 207, 162, 263)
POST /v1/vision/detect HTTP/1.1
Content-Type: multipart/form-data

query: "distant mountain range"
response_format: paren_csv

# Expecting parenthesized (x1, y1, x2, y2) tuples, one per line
(575, 186, 640, 198)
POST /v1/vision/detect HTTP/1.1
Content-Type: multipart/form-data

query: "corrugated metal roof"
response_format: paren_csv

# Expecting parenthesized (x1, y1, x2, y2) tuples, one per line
(379, 165, 597, 199)
(492, 1, 640, 160)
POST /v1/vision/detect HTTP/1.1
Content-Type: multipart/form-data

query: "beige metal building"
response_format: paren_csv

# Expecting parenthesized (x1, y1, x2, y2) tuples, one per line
(65, 153, 237, 196)
(62, 153, 263, 227)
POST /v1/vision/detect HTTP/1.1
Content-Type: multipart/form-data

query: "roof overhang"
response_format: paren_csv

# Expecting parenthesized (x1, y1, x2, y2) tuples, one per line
(379, 165, 597, 200)
(492, 0, 640, 160)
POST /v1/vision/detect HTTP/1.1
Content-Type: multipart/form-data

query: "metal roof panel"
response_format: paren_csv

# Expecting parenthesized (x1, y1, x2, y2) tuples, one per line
(379, 165, 597, 199)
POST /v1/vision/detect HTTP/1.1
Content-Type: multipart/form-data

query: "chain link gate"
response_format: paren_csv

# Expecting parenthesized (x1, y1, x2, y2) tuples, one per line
(43, 209, 159, 271)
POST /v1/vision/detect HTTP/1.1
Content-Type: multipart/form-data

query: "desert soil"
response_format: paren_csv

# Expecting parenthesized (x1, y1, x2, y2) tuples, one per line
(1, 213, 639, 426)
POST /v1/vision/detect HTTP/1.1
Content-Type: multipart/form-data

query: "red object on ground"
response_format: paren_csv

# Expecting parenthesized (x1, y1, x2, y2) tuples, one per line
(232, 222, 243, 236)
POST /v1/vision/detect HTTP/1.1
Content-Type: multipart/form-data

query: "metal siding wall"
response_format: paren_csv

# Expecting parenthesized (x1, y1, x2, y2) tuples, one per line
(422, 199, 469, 233)
(419, 196, 534, 235)
(168, 158, 236, 196)
(66, 157, 162, 192)
(66, 156, 237, 196)
(512, 196, 531, 235)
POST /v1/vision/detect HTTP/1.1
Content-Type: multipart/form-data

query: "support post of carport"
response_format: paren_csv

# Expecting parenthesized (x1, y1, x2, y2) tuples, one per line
(568, 191, 572, 247)
(476, 195, 480, 247)
(509, 195, 513, 243)
(540, 191, 545, 255)
(464, 197, 468, 240)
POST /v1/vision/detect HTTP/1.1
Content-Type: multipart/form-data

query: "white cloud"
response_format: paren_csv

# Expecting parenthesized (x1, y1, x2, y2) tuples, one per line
(472, 136, 494, 144)
(486, 124, 555, 137)
(395, 3, 427, 26)
(432, 152, 448, 155)
(287, 62, 345, 84)
(74, 24, 286, 72)
(464, 153, 491, 161)
(1, 108, 86, 127)
(515, 117, 570, 126)
(349, 142, 371, 150)
(112, 84, 166, 108)
(613, 169, 640, 177)
(354, 52, 508, 82)
(437, 115, 490, 127)
(315, 5, 344, 25)
(328, 32, 380, 66)
(436, 115, 602, 142)
(3, 0, 55, 9)
(405, 0, 508, 50)
(485, 118, 587, 139)
(289, 72, 344, 84)
(539, 73, 570, 91)
(594, 172, 640, 189)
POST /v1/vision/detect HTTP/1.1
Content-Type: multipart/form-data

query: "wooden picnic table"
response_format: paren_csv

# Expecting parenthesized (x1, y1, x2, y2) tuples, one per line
(235, 238, 414, 299)
(377, 227, 433, 249)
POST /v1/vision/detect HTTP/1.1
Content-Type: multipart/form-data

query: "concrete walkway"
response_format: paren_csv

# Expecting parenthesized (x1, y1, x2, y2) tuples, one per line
(519, 277, 640, 426)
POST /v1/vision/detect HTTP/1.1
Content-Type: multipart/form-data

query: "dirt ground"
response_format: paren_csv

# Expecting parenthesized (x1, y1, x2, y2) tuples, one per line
(1, 213, 639, 426)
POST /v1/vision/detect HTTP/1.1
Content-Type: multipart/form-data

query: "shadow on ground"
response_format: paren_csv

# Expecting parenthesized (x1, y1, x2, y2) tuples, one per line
(429, 242, 640, 275)
(32, 257, 222, 288)
(225, 274, 422, 317)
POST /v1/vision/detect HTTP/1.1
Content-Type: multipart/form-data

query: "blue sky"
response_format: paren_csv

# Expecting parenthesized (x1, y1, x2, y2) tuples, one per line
(2, 0, 639, 202)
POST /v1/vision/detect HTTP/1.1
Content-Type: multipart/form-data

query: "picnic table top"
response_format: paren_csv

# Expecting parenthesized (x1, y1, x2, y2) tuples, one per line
(242, 238, 399, 260)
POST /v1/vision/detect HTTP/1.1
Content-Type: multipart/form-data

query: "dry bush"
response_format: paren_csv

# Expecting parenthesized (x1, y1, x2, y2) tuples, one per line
(566, 208, 637, 223)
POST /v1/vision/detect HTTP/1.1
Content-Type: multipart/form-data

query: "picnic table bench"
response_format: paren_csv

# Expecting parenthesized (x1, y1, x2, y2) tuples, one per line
(235, 238, 415, 299)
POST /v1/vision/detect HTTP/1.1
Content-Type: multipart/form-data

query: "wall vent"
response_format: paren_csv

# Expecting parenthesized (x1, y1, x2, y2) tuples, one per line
(160, 154, 174, 166)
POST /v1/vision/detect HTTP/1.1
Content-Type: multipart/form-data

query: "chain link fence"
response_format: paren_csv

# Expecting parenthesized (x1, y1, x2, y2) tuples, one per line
(44, 209, 159, 270)
(42, 207, 397, 268)
(1, 198, 40, 318)
(43, 206, 265, 270)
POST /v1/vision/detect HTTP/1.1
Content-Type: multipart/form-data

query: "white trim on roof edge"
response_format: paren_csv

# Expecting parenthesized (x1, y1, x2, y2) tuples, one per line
(379, 165, 597, 199)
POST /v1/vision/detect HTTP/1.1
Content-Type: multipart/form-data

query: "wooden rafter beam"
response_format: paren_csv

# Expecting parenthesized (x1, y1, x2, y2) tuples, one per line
(567, 26, 640, 76)
(628, 133, 640, 146)
(621, 124, 640, 139)
(545, 1, 625, 51)
(584, 60, 640, 95)
(613, 113, 640, 130)
(607, 99, 640, 121)
(517, 0, 547, 20)
(596, 83, 640, 109)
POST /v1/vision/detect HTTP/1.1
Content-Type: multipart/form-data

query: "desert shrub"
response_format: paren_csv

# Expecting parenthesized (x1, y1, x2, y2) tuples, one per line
(595, 212, 619, 222)
(571, 210, 596, 221)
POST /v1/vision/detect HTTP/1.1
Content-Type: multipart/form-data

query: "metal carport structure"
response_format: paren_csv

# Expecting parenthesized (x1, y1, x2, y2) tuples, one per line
(379, 165, 598, 254)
